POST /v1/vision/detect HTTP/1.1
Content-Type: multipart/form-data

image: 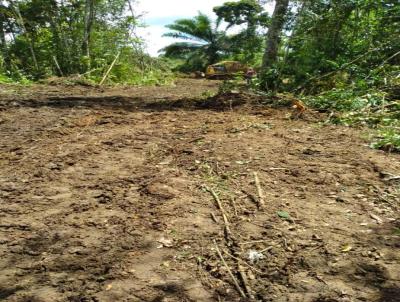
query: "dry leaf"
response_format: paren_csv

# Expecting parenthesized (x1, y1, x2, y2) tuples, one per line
(157, 237, 173, 248)
(105, 284, 113, 291)
(341, 244, 352, 252)
(162, 261, 170, 268)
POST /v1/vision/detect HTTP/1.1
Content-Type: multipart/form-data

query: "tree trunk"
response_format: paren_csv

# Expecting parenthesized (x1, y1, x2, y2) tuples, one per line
(10, 1, 39, 71)
(0, 17, 11, 71)
(49, 0, 71, 75)
(82, 0, 95, 71)
(260, 0, 290, 90)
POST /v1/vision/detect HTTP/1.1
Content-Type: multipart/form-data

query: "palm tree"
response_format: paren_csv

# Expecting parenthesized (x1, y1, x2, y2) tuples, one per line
(161, 13, 228, 69)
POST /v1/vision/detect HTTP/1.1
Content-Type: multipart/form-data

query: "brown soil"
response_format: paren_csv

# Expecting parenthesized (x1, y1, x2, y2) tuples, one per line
(0, 79, 399, 302)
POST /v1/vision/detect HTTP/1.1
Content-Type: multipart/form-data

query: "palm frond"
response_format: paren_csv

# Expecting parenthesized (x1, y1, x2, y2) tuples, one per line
(164, 13, 217, 43)
(162, 31, 205, 42)
(162, 13, 229, 65)
(159, 42, 203, 58)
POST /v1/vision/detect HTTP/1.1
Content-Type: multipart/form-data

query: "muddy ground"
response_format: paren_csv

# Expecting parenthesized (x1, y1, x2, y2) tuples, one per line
(0, 79, 399, 302)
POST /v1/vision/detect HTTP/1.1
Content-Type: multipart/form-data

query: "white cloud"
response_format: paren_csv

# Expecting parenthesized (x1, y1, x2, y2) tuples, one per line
(137, 0, 231, 20)
(136, 25, 178, 57)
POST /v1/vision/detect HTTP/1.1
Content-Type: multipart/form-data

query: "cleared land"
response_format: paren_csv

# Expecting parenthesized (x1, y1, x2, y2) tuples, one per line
(0, 79, 399, 302)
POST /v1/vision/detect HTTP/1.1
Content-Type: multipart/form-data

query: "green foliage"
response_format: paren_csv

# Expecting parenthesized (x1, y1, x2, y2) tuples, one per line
(371, 128, 400, 152)
(304, 89, 387, 112)
(259, 67, 280, 92)
(0, 69, 31, 84)
(214, 0, 268, 64)
(83, 51, 175, 85)
(218, 77, 244, 94)
(303, 83, 400, 153)
(285, 0, 400, 154)
(277, 211, 290, 220)
(161, 1, 270, 72)
(214, 0, 264, 27)
(0, 73, 14, 83)
(1, 0, 399, 96)
(161, 13, 228, 71)
(200, 90, 216, 99)
(0, 0, 170, 85)
(278, 0, 400, 91)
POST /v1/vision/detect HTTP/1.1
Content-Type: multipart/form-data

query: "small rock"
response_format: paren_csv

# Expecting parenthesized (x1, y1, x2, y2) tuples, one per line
(336, 196, 347, 203)
(47, 162, 61, 170)
(105, 284, 113, 291)
(248, 271, 256, 280)
(146, 182, 178, 199)
(248, 250, 264, 263)
(312, 234, 322, 241)
(361, 251, 369, 257)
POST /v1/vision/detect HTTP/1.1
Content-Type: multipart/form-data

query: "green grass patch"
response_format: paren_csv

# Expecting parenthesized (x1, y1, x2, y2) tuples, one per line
(302, 87, 400, 153)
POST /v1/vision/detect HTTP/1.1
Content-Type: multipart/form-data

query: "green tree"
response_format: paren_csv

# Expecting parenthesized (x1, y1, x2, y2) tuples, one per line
(213, 0, 269, 64)
(281, 0, 400, 90)
(0, 0, 169, 84)
(161, 13, 228, 71)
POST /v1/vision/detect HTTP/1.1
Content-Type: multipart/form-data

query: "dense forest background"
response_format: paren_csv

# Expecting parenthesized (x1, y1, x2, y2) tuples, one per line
(0, 0, 398, 86)
(0, 0, 174, 84)
(0, 0, 399, 148)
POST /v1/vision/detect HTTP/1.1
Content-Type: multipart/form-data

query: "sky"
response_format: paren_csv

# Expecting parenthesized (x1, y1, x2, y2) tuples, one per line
(136, 0, 275, 57)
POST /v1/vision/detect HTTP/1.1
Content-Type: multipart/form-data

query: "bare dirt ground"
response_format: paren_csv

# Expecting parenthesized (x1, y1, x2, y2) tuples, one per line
(0, 79, 399, 302)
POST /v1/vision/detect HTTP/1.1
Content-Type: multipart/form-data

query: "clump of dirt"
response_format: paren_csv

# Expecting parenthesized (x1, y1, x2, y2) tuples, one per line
(0, 79, 399, 302)
(39, 75, 97, 87)
(143, 90, 267, 111)
(197, 91, 252, 110)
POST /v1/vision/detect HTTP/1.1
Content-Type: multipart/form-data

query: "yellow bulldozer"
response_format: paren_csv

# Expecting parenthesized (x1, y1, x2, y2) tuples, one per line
(205, 61, 248, 79)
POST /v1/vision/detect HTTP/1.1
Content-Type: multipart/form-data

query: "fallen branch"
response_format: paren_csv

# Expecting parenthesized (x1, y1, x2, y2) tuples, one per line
(253, 172, 265, 209)
(380, 171, 400, 181)
(230, 197, 238, 217)
(238, 264, 254, 299)
(241, 189, 259, 209)
(365, 49, 400, 80)
(239, 240, 271, 245)
(52, 56, 64, 77)
(223, 250, 263, 274)
(188, 137, 205, 143)
(205, 186, 231, 236)
(211, 212, 219, 223)
(213, 240, 246, 298)
(369, 213, 383, 224)
(99, 51, 120, 85)
(79, 67, 102, 77)
(263, 167, 287, 171)
(259, 246, 274, 253)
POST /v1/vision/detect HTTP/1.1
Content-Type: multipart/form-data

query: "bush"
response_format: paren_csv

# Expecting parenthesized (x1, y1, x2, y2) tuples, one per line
(371, 128, 400, 152)
(0, 73, 14, 84)
(302, 85, 400, 153)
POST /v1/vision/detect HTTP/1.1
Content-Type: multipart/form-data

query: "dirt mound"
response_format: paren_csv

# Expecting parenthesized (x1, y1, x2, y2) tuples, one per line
(39, 75, 96, 87)
(196, 91, 253, 110)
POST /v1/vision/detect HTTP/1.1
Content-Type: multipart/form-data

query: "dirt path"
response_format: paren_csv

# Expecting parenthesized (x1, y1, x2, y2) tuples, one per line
(0, 79, 399, 302)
